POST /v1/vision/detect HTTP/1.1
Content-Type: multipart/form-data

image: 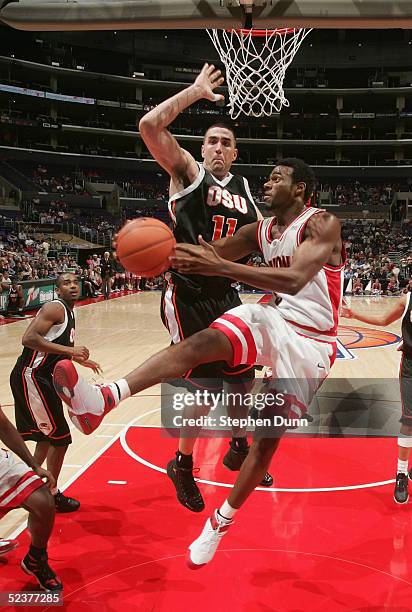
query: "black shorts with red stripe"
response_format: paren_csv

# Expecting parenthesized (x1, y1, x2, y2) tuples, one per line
(10, 365, 72, 446)
(161, 280, 254, 389)
(400, 355, 412, 425)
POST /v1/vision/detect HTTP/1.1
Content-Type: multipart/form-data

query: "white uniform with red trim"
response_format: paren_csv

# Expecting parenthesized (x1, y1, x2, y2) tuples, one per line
(0, 449, 43, 516)
(210, 207, 345, 414)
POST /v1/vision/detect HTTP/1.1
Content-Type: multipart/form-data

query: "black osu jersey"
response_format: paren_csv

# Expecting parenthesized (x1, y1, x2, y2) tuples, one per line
(8, 285, 20, 305)
(168, 163, 259, 293)
(401, 292, 412, 357)
(14, 298, 75, 375)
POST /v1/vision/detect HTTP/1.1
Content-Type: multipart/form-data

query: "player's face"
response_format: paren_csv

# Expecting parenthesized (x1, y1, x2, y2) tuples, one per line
(57, 275, 80, 303)
(201, 128, 238, 177)
(263, 165, 304, 209)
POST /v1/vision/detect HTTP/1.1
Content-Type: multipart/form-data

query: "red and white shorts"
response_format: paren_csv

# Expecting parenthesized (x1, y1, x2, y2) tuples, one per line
(210, 302, 336, 415)
(0, 449, 44, 516)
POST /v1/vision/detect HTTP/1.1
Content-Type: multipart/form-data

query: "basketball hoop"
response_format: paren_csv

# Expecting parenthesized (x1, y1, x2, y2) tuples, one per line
(207, 28, 312, 119)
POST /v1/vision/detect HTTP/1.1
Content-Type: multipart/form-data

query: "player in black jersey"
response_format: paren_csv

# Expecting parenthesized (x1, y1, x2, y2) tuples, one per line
(342, 295, 412, 503)
(139, 63, 273, 512)
(5, 278, 24, 317)
(10, 273, 101, 513)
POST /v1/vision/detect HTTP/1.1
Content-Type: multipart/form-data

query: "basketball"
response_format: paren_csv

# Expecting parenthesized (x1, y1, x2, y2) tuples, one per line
(115, 218, 176, 277)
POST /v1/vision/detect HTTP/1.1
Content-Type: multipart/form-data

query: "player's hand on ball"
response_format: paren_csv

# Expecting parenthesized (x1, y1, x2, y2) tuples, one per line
(170, 235, 223, 275)
(194, 63, 225, 103)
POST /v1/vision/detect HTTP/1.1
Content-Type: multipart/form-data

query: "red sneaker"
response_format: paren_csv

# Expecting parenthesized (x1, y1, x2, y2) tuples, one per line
(53, 360, 116, 435)
(0, 538, 18, 555)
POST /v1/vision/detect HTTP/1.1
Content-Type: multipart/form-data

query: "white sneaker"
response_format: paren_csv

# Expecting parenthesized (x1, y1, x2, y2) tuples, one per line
(53, 360, 116, 434)
(186, 510, 233, 569)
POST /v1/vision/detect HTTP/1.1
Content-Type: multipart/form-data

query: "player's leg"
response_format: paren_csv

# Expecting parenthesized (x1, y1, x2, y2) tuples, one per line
(222, 377, 274, 487)
(395, 363, 412, 503)
(33, 441, 49, 466)
(53, 328, 234, 434)
(21, 486, 63, 591)
(46, 395, 80, 513)
(395, 425, 412, 504)
(186, 304, 333, 568)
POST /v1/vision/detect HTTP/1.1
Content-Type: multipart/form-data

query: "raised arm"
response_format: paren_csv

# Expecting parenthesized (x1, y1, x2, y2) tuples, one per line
(171, 212, 342, 295)
(138, 63, 224, 188)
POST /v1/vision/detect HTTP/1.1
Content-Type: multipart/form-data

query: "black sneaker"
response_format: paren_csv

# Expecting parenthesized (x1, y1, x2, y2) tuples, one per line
(54, 491, 80, 513)
(166, 458, 205, 513)
(394, 472, 409, 504)
(21, 552, 63, 592)
(409, 466, 412, 481)
(222, 444, 274, 487)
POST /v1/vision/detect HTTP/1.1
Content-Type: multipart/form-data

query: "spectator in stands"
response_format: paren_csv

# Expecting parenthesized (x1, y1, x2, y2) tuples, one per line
(403, 278, 412, 293)
(371, 279, 383, 295)
(353, 278, 364, 295)
(387, 276, 400, 295)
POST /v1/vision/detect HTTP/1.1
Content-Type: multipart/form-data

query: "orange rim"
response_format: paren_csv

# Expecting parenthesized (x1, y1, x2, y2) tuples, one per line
(232, 28, 297, 37)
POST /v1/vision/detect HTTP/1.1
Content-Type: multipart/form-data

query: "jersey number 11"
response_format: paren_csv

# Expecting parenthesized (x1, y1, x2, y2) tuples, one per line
(212, 215, 238, 241)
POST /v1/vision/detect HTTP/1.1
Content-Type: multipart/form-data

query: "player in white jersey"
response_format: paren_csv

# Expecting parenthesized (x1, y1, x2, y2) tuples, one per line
(53, 158, 344, 568)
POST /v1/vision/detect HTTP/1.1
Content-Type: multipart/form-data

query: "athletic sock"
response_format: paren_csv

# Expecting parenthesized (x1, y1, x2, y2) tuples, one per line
(176, 450, 193, 469)
(29, 545, 46, 559)
(231, 436, 249, 451)
(397, 459, 409, 475)
(108, 379, 131, 405)
(217, 500, 237, 523)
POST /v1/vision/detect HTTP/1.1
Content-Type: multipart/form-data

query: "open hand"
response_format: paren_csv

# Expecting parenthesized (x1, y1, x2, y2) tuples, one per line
(169, 235, 223, 276)
(80, 359, 103, 375)
(340, 305, 353, 319)
(193, 64, 225, 103)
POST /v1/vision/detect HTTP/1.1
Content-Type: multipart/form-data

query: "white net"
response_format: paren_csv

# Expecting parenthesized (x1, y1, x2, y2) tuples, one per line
(207, 28, 312, 119)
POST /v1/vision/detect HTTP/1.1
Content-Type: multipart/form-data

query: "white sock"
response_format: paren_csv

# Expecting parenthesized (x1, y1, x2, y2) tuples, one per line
(217, 500, 237, 523)
(397, 459, 409, 475)
(107, 379, 131, 406)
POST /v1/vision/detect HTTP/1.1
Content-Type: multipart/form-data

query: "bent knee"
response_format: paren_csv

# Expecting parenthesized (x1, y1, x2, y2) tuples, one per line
(24, 486, 55, 517)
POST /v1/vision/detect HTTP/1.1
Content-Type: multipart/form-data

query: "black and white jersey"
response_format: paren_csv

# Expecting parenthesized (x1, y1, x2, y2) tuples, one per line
(168, 163, 259, 294)
(14, 299, 75, 375)
(401, 292, 412, 357)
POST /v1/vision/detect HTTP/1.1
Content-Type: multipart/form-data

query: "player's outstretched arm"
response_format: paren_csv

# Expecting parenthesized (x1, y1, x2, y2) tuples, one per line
(138, 63, 224, 183)
(341, 295, 406, 326)
(171, 212, 342, 294)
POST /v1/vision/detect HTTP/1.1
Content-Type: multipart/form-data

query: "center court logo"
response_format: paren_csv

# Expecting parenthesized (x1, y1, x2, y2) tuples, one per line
(337, 325, 400, 360)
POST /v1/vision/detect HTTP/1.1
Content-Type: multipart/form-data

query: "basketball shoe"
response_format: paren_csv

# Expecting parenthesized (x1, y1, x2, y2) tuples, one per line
(21, 551, 63, 592)
(394, 472, 409, 504)
(166, 458, 205, 513)
(222, 440, 274, 487)
(186, 510, 232, 569)
(53, 360, 116, 435)
(0, 538, 18, 555)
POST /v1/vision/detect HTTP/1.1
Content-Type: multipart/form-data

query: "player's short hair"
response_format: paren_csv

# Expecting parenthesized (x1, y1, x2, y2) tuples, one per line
(56, 272, 77, 287)
(277, 158, 316, 201)
(204, 122, 237, 145)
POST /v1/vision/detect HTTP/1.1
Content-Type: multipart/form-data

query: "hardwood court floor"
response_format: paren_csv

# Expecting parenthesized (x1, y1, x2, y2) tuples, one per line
(0, 292, 403, 540)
